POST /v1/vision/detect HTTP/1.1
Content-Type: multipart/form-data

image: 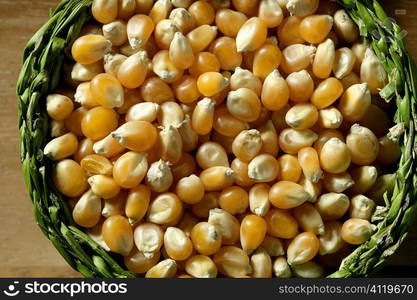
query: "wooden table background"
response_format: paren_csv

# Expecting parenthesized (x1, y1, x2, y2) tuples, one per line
(0, 0, 416, 278)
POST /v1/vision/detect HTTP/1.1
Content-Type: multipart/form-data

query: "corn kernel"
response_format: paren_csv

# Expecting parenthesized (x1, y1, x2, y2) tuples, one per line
(44, 133, 78, 161)
(53, 159, 88, 197)
(310, 77, 344, 109)
(319, 138, 351, 174)
(90, 73, 125, 108)
(349, 195, 376, 221)
(111, 120, 157, 152)
(265, 208, 298, 239)
(286, 70, 314, 103)
(102, 215, 134, 256)
(315, 192, 350, 220)
(279, 128, 318, 154)
(149, 0, 173, 23)
(286, 0, 319, 16)
(215, 8, 247, 37)
(299, 15, 333, 44)
(313, 38, 335, 79)
(317, 106, 343, 129)
(92, 0, 118, 24)
(214, 246, 252, 278)
(341, 218, 375, 245)
(236, 17, 268, 53)
(334, 9, 359, 43)
(361, 48, 387, 94)
(261, 70, 289, 111)
(273, 257, 292, 278)
(377, 135, 402, 166)
(208, 208, 240, 245)
(277, 16, 304, 47)
(124, 247, 160, 274)
(112, 151, 148, 188)
(73, 189, 102, 228)
(293, 203, 324, 235)
(145, 259, 177, 278)
(346, 124, 379, 165)
(280, 44, 316, 74)
(200, 166, 234, 192)
(72, 35, 112, 65)
(152, 50, 184, 83)
(287, 232, 319, 265)
(187, 25, 218, 53)
(185, 255, 218, 278)
(191, 222, 222, 255)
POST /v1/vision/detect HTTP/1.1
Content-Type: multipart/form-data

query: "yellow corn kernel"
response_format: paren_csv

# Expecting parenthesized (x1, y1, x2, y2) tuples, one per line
(126, 103, 158, 123)
(240, 215, 267, 254)
(258, 0, 283, 28)
(318, 221, 345, 255)
(149, 0, 172, 23)
(252, 44, 282, 80)
(213, 105, 249, 137)
(124, 184, 151, 224)
(215, 8, 247, 37)
(313, 38, 335, 79)
(71, 35, 112, 65)
(273, 257, 292, 278)
(377, 135, 402, 166)
(187, 25, 218, 53)
(191, 98, 216, 135)
(323, 172, 354, 193)
(299, 15, 333, 44)
(197, 72, 229, 97)
(351, 39, 368, 73)
(118, 0, 136, 19)
(310, 77, 344, 109)
(286, 0, 319, 16)
(236, 17, 268, 53)
(299, 175, 322, 203)
(208, 208, 240, 245)
(102, 190, 127, 217)
(169, 7, 195, 33)
(247, 184, 270, 217)
(341, 218, 374, 245)
(88, 174, 120, 199)
(232, 0, 259, 15)
(73, 138, 94, 163)
(90, 73, 125, 108)
(93, 134, 125, 158)
(247, 154, 280, 183)
(258, 120, 279, 157)
(292, 261, 324, 278)
(158, 126, 183, 164)
(104, 53, 127, 76)
(177, 115, 199, 152)
(102, 215, 133, 256)
(154, 19, 179, 50)
(346, 124, 379, 166)
(200, 166, 235, 192)
(340, 72, 361, 90)
(269, 181, 311, 209)
(175, 175, 205, 205)
(287, 232, 319, 265)
(316, 192, 350, 220)
(152, 50, 184, 83)
(262, 236, 284, 257)
(92, 0, 118, 24)
(333, 47, 356, 79)
(313, 129, 345, 154)
(189, 52, 220, 77)
(126, 14, 154, 49)
(185, 255, 218, 278)
(133, 223, 163, 258)
(285, 104, 318, 130)
(53, 159, 88, 197)
(196, 141, 229, 169)
(298, 147, 323, 183)
(260, 70, 289, 111)
(117, 51, 148, 88)
(319, 137, 351, 174)
(349, 195, 376, 221)
(231, 130, 262, 163)
(145, 259, 177, 278)
(112, 151, 148, 188)
(168, 32, 195, 70)
(163, 227, 193, 261)
(112, 120, 157, 152)
(317, 106, 343, 129)
(44, 133, 78, 161)
(145, 160, 173, 192)
(217, 186, 248, 215)
(135, 0, 154, 13)
(279, 128, 318, 154)
(230, 68, 261, 96)
(250, 248, 272, 278)
(334, 9, 359, 43)
(209, 37, 242, 71)
(147, 193, 183, 224)
(280, 44, 316, 74)
(286, 70, 314, 103)
(293, 203, 325, 235)
(81, 107, 119, 141)
(80, 154, 113, 176)
(50, 120, 68, 138)
(141, 77, 174, 104)
(359, 104, 391, 138)
(277, 16, 304, 47)
(265, 208, 298, 239)
(172, 153, 196, 181)
(227, 88, 261, 122)
(72, 189, 102, 228)
(74, 82, 99, 109)
(102, 20, 128, 47)
(348, 165, 378, 195)
(188, 1, 215, 26)
(361, 48, 387, 94)
(277, 154, 301, 182)
(172, 76, 200, 104)
(124, 247, 160, 274)
(46, 94, 74, 121)
(230, 158, 252, 187)
(191, 222, 222, 255)
(214, 246, 252, 278)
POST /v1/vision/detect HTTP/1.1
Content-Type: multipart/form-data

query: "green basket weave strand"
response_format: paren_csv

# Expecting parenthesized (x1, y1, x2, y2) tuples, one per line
(16, 0, 417, 278)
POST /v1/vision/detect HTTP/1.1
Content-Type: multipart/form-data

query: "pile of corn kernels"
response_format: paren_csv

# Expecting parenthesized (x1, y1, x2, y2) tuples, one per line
(44, 0, 402, 278)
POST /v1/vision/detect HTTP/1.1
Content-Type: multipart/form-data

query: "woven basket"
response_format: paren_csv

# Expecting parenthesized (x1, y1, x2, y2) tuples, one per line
(17, 0, 417, 278)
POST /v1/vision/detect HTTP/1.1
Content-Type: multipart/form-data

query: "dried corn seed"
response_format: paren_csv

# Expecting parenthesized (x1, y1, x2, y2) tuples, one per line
(341, 218, 375, 245)
(333, 9, 359, 43)
(273, 257, 292, 278)
(214, 246, 252, 278)
(102, 215, 134, 256)
(323, 172, 354, 193)
(248, 184, 271, 217)
(346, 124, 379, 166)
(112, 151, 148, 188)
(287, 232, 320, 265)
(261, 70, 289, 111)
(316, 192, 350, 220)
(73, 189, 102, 228)
(248, 154, 280, 183)
(349, 195, 376, 221)
(147, 193, 183, 224)
(236, 17, 268, 52)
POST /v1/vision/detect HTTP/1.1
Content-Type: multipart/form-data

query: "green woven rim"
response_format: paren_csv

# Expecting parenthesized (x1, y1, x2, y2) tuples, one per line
(16, 0, 417, 278)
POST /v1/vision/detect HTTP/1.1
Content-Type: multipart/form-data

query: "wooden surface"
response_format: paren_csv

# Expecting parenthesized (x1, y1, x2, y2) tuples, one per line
(0, 0, 416, 278)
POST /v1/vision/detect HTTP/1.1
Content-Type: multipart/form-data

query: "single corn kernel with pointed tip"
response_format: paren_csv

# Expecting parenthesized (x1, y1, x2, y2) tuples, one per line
(251, 248, 272, 278)
(277, 154, 302, 182)
(232, 129, 262, 162)
(111, 120, 157, 152)
(188, 0, 215, 25)
(316, 192, 350, 220)
(346, 124, 379, 166)
(149, 0, 173, 23)
(197, 142, 229, 169)
(313, 38, 335, 79)
(293, 203, 325, 235)
(145, 259, 177, 278)
(236, 17, 268, 53)
(172, 75, 201, 104)
(72, 35, 112, 65)
(269, 181, 311, 209)
(349, 195, 376, 221)
(248, 154, 280, 183)
(311, 77, 344, 109)
(213, 105, 250, 137)
(185, 255, 218, 278)
(148, 193, 183, 225)
(265, 209, 298, 239)
(253, 43, 282, 80)
(319, 138, 351, 174)
(197, 72, 229, 97)
(277, 16, 304, 47)
(287, 232, 320, 265)
(73, 189, 102, 228)
(227, 88, 261, 122)
(46, 94, 74, 121)
(154, 19, 180, 49)
(152, 50, 184, 83)
(127, 14, 155, 49)
(53, 159, 88, 197)
(88, 174, 120, 199)
(258, 0, 283, 28)
(92, 0, 118, 24)
(361, 48, 387, 94)
(112, 151, 148, 188)
(298, 147, 323, 183)
(230, 68, 262, 96)
(145, 160, 173, 193)
(314, 129, 345, 154)
(125, 185, 151, 224)
(44, 133, 78, 161)
(74, 82, 99, 109)
(214, 246, 252, 278)
(349, 166, 378, 195)
(261, 70, 289, 111)
(104, 53, 127, 76)
(90, 73, 125, 108)
(124, 248, 160, 274)
(333, 47, 356, 79)
(279, 128, 318, 154)
(208, 208, 240, 245)
(64, 108, 89, 137)
(101, 190, 127, 218)
(280, 44, 316, 74)
(126, 102, 160, 123)
(158, 126, 183, 164)
(248, 184, 270, 217)
(210, 37, 242, 71)
(240, 215, 267, 254)
(176, 175, 205, 205)
(317, 106, 343, 129)
(93, 134, 125, 158)
(117, 51, 148, 88)
(286, 0, 319, 16)
(323, 172, 354, 193)
(170, 7, 195, 33)
(334, 9, 359, 43)
(191, 222, 222, 255)
(341, 218, 375, 245)
(215, 8, 247, 37)
(286, 70, 314, 103)
(103, 20, 128, 46)
(134, 223, 164, 258)
(318, 221, 345, 255)
(273, 257, 292, 278)
(200, 166, 235, 192)
(102, 215, 133, 256)
(285, 103, 318, 130)
(81, 107, 119, 141)
(164, 227, 193, 261)
(219, 186, 249, 215)
(191, 98, 216, 135)
(299, 15, 333, 44)
(377, 135, 402, 166)
(169, 32, 194, 69)
(157, 101, 184, 127)
(187, 25, 218, 53)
